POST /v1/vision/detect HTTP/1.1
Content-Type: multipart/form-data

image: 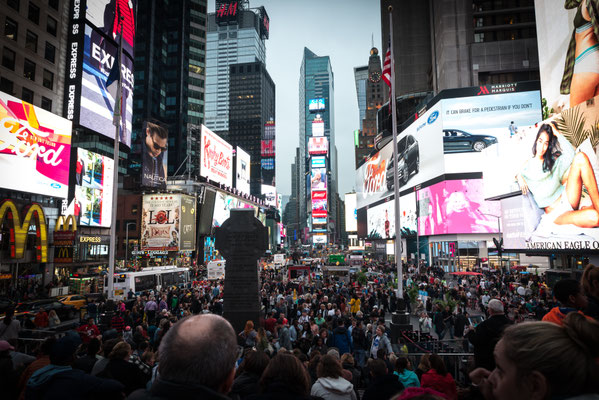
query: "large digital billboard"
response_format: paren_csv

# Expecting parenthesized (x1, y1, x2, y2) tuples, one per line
(311, 191, 327, 211)
(0, 91, 72, 198)
(84, 0, 137, 59)
(366, 192, 417, 239)
(212, 191, 257, 228)
(308, 137, 328, 155)
(141, 195, 180, 251)
(312, 118, 324, 137)
(262, 184, 276, 207)
(311, 168, 327, 191)
(345, 193, 357, 232)
(71, 148, 114, 227)
(311, 156, 326, 169)
(261, 157, 275, 186)
(200, 125, 233, 187)
(417, 179, 500, 236)
(235, 146, 251, 195)
(141, 121, 168, 189)
(180, 195, 196, 251)
(309, 98, 326, 112)
(261, 140, 275, 157)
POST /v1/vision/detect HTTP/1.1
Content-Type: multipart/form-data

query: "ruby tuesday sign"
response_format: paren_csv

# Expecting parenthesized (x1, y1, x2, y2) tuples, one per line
(200, 125, 233, 187)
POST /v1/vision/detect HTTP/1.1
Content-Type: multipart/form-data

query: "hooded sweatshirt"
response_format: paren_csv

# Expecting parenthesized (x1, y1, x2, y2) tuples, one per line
(311, 376, 357, 400)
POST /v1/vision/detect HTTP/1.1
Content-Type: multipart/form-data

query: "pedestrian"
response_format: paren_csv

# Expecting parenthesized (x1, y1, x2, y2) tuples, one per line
(98, 341, 148, 395)
(310, 354, 357, 400)
(0, 309, 20, 341)
(465, 299, 511, 370)
(361, 358, 404, 400)
(229, 350, 270, 400)
(33, 307, 49, 329)
(329, 318, 352, 356)
(394, 357, 420, 388)
(238, 320, 258, 349)
(582, 263, 599, 320)
(420, 354, 457, 400)
(542, 279, 589, 325)
(369, 325, 393, 359)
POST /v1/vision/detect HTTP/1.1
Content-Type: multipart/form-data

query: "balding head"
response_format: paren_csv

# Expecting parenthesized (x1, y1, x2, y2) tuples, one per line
(158, 314, 237, 392)
(488, 299, 504, 315)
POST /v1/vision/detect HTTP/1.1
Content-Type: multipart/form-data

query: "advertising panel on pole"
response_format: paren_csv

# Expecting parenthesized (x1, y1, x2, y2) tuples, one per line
(367, 192, 417, 239)
(141, 120, 168, 189)
(84, 0, 137, 59)
(141, 194, 181, 251)
(79, 24, 134, 147)
(308, 98, 326, 112)
(311, 156, 326, 169)
(262, 184, 277, 207)
(312, 118, 324, 137)
(345, 193, 357, 232)
(235, 146, 251, 195)
(308, 137, 329, 155)
(69, 148, 114, 227)
(180, 195, 196, 251)
(0, 91, 72, 198)
(200, 125, 233, 187)
(310, 168, 327, 191)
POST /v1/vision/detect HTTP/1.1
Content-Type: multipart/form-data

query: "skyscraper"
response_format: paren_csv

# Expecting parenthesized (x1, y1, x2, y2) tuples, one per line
(131, 0, 207, 180)
(205, 1, 269, 138)
(299, 47, 337, 245)
(354, 66, 368, 126)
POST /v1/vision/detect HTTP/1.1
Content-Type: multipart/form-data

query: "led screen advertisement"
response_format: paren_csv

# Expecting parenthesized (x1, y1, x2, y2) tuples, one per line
(235, 146, 251, 195)
(366, 192, 417, 239)
(355, 103, 445, 210)
(262, 184, 277, 207)
(261, 157, 275, 186)
(308, 137, 328, 155)
(345, 193, 357, 232)
(179, 195, 196, 251)
(312, 118, 324, 137)
(261, 140, 275, 157)
(70, 148, 114, 227)
(212, 191, 257, 228)
(313, 217, 327, 225)
(84, 0, 137, 59)
(200, 125, 233, 187)
(309, 98, 326, 112)
(311, 192, 327, 212)
(0, 91, 72, 198)
(417, 179, 500, 236)
(141, 195, 180, 251)
(141, 121, 168, 189)
(311, 156, 326, 169)
(311, 168, 327, 191)
(313, 234, 327, 244)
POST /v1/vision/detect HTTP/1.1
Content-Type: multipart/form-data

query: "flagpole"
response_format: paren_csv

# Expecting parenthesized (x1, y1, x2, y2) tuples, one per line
(388, 6, 403, 301)
(107, 18, 124, 300)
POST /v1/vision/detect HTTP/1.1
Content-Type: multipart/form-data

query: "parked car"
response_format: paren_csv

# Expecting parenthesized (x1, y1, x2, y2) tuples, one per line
(15, 299, 77, 322)
(59, 294, 87, 310)
(443, 129, 497, 153)
(386, 134, 419, 189)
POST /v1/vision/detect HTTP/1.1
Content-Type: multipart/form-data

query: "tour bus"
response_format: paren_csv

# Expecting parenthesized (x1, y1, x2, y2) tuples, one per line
(106, 266, 190, 300)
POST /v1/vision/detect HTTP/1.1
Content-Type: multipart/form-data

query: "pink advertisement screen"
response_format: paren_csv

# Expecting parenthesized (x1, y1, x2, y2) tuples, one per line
(418, 179, 501, 235)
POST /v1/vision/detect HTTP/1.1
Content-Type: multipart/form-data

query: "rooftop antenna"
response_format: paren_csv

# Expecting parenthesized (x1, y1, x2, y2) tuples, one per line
(371, 33, 374, 49)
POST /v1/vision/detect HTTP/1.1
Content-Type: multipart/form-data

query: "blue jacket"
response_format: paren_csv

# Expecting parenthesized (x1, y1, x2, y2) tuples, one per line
(394, 369, 420, 388)
(329, 326, 353, 355)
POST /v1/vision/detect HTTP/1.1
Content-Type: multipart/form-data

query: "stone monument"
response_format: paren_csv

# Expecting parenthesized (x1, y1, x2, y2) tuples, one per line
(215, 208, 268, 334)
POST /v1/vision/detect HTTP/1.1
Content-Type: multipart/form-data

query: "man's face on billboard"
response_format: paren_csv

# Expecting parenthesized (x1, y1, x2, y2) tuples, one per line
(146, 128, 167, 158)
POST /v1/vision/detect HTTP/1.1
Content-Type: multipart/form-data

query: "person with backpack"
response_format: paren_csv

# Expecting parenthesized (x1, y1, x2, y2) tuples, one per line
(328, 319, 353, 356)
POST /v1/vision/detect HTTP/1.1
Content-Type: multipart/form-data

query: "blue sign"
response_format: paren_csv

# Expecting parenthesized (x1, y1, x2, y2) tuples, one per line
(427, 110, 439, 125)
(311, 156, 326, 168)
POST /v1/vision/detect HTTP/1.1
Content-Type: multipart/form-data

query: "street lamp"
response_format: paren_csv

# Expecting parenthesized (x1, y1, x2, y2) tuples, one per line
(481, 213, 502, 271)
(125, 222, 136, 269)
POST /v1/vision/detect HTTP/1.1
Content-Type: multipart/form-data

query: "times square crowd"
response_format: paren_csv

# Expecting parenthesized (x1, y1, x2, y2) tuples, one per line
(0, 258, 598, 400)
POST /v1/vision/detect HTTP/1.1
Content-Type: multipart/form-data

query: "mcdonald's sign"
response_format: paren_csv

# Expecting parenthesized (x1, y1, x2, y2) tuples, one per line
(55, 215, 77, 232)
(0, 200, 48, 263)
(53, 215, 76, 263)
(54, 245, 73, 263)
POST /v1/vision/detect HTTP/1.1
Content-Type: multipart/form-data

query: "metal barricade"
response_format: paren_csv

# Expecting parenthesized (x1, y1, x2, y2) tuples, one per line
(406, 353, 475, 386)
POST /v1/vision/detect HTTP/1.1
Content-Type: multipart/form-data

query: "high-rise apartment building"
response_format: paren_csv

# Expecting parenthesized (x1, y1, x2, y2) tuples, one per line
(131, 0, 207, 180)
(205, 0, 269, 138)
(299, 47, 337, 245)
(0, 0, 67, 115)
(228, 61, 275, 197)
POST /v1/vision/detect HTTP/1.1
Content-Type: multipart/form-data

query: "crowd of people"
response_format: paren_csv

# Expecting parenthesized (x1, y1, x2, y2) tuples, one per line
(0, 258, 598, 400)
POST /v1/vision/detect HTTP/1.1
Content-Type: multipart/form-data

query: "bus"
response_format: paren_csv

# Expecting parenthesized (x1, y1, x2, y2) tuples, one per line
(106, 266, 190, 300)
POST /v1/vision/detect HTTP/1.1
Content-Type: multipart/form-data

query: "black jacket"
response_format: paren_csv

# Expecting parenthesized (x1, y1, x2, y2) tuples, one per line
(585, 294, 599, 321)
(25, 367, 123, 400)
(361, 374, 404, 400)
(466, 314, 512, 370)
(128, 377, 230, 400)
(245, 382, 317, 400)
(99, 358, 148, 395)
(229, 372, 261, 400)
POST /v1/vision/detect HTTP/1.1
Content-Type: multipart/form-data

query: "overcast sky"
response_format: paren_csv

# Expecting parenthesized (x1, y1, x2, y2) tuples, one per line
(208, 0, 382, 196)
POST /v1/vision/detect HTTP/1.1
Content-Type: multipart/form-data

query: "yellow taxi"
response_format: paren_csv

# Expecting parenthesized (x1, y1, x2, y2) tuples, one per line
(58, 294, 87, 310)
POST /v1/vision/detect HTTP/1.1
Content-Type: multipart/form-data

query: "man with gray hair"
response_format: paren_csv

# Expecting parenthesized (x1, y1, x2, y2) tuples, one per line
(129, 314, 238, 400)
(465, 298, 511, 370)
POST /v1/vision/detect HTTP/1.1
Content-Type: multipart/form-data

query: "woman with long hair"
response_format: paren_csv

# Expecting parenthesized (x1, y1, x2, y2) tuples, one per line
(420, 354, 457, 400)
(517, 123, 599, 228)
(582, 263, 599, 319)
(249, 352, 312, 399)
(0, 309, 20, 341)
(239, 320, 257, 348)
(310, 354, 357, 400)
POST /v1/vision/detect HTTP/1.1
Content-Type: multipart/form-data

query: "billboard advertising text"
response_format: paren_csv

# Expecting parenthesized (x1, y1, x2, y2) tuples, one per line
(262, 184, 276, 207)
(367, 192, 417, 239)
(418, 179, 500, 236)
(311, 168, 327, 191)
(235, 146, 251, 195)
(312, 119, 324, 137)
(308, 137, 328, 155)
(345, 192, 357, 232)
(200, 125, 233, 187)
(141, 121, 168, 189)
(261, 140, 275, 157)
(0, 91, 72, 198)
(212, 191, 257, 228)
(84, 0, 136, 59)
(71, 148, 114, 227)
(309, 98, 325, 112)
(80, 24, 133, 147)
(311, 156, 326, 169)
(141, 195, 180, 251)
(180, 195, 196, 251)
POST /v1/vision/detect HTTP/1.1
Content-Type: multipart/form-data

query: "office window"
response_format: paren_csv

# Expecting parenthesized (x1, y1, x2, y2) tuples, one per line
(41, 96, 52, 111)
(22, 87, 33, 103)
(28, 3, 40, 24)
(46, 16, 57, 36)
(48, 0, 59, 10)
(25, 30, 38, 53)
(4, 18, 18, 41)
(44, 42, 55, 63)
(2, 47, 16, 70)
(23, 59, 36, 81)
(42, 69, 53, 89)
(0, 78, 13, 94)
(7, 0, 19, 11)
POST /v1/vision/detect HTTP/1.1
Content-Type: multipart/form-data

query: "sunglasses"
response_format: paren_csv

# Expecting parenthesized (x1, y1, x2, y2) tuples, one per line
(152, 137, 167, 152)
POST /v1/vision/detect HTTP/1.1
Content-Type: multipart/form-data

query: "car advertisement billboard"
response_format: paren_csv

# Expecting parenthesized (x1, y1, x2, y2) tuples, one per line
(261, 139, 275, 157)
(417, 179, 500, 236)
(84, 0, 136, 59)
(345, 192, 357, 232)
(79, 24, 134, 147)
(308, 137, 328, 155)
(71, 148, 114, 227)
(0, 91, 72, 198)
(309, 98, 326, 112)
(356, 103, 444, 209)
(141, 194, 180, 251)
(311, 168, 327, 191)
(366, 192, 417, 239)
(235, 146, 251, 195)
(200, 125, 233, 187)
(312, 118, 324, 137)
(311, 156, 326, 169)
(262, 184, 277, 207)
(212, 191, 257, 228)
(141, 120, 168, 189)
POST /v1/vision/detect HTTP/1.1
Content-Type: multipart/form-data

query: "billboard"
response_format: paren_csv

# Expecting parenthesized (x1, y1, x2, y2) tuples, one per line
(71, 148, 114, 227)
(367, 192, 417, 239)
(313, 234, 327, 244)
(216, 1, 240, 24)
(313, 217, 327, 225)
(313, 210, 327, 218)
(262, 184, 276, 207)
(141, 195, 180, 251)
(261, 140, 275, 157)
(264, 120, 275, 139)
(312, 118, 324, 137)
(0, 200, 48, 262)
(309, 98, 325, 112)
(417, 179, 500, 236)
(356, 103, 445, 209)
(212, 191, 257, 228)
(261, 157, 275, 186)
(311, 156, 326, 169)
(200, 125, 233, 187)
(0, 91, 72, 198)
(84, 0, 136, 59)
(308, 137, 328, 155)
(141, 121, 168, 189)
(311, 168, 327, 190)
(345, 192, 357, 232)
(180, 195, 196, 251)
(79, 24, 134, 146)
(235, 146, 251, 195)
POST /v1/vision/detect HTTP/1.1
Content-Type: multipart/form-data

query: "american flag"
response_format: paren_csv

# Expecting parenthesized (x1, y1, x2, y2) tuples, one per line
(382, 40, 392, 109)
